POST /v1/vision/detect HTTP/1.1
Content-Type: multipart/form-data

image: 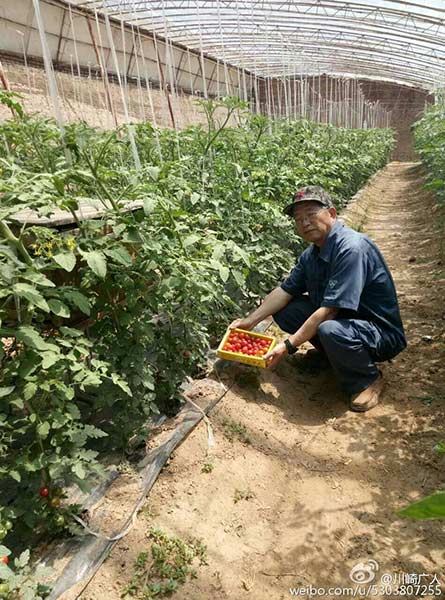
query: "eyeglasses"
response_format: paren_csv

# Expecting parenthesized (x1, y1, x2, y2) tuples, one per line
(293, 207, 326, 227)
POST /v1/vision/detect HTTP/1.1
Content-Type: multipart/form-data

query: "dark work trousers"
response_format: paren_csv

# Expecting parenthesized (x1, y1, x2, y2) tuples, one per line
(273, 295, 382, 395)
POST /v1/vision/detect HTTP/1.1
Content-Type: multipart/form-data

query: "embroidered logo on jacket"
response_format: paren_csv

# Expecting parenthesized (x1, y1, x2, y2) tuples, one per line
(328, 279, 337, 289)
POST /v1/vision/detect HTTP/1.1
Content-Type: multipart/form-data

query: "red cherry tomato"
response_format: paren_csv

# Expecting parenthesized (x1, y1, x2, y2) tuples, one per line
(1, 556, 8, 565)
(39, 487, 49, 498)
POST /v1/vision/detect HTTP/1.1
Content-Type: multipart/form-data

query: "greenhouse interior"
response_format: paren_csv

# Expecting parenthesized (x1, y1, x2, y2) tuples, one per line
(0, 1, 444, 599)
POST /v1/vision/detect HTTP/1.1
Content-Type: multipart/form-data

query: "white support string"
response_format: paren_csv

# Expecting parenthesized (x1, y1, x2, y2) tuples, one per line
(130, 23, 146, 122)
(32, 0, 65, 130)
(196, 1, 208, 99)
(68, 4, 84, 106)
(135, 27, 163, 160)
(102, 5, 141, 170)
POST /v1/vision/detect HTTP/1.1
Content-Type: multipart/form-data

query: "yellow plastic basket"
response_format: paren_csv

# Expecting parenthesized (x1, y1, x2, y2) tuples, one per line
(216, 328, 276, 369)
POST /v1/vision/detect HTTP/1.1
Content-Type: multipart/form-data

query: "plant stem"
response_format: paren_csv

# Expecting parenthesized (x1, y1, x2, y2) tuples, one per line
(0, 219, 33, 266)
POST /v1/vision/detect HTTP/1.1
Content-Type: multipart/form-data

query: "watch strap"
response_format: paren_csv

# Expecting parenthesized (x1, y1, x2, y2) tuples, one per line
(284, 338, 298, 355)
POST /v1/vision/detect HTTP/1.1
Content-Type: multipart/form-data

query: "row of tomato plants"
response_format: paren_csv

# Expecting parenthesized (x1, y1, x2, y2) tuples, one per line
(0, 92, 394, 574)
(397, 100, 445, 522)
(412, 99, 445, 258)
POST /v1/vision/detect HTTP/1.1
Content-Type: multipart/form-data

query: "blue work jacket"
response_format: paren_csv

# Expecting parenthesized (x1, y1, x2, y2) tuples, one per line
(280, 220, 407, 360)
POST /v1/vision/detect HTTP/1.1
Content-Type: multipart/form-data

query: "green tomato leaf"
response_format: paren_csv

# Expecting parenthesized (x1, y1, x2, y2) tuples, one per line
(0, 386, 14, 398)
(16, 326, 49, 351)
(53, 252, 76, 272)
(111, 373, 133, 397)
(398, 491, 445, 520)
(63, 291, 91, 315)
(12, 283, 50, 312)
(15, 549, 30, 568)
(84, 251, 107, 279)
(143, 197, 157, 215)
(59, 326, 83, 337)
(41, 351, 60, 369)
(10, 398, 24, 409)
(37, 421, 50, 438)
(232, 270, 245, 287)
(22, 271, 56, 287)
(218, 265, 229, 283)
(17, 326, 58, 351)
(9, 470, 21, 482)
(48, 299, 71, 318)
(433, 442, 445, 454)
(0, 563, 13, 578)
(72, 462, 86, 480)
(23, 382, 37, 401)
(183, 234, 201, 248)
(147, 166, 160, 181)
(104, 247, 133, 266)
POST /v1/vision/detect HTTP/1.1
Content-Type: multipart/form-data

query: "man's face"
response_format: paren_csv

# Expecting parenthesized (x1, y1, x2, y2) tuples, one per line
(292, 201, 337, 246)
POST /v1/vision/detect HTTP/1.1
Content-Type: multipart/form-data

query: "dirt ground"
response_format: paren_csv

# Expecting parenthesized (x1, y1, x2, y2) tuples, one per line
(74, 162, 445, 600)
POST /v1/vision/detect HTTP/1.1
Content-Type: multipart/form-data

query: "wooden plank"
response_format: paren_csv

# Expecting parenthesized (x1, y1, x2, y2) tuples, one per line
(8, 199, 144, 228)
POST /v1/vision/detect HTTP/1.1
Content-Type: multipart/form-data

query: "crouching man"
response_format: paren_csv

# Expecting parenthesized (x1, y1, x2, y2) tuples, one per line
(230, 186, 406, 412)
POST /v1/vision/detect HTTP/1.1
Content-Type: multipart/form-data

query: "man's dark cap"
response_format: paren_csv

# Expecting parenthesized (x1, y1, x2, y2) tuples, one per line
(283, 185, 334, 217)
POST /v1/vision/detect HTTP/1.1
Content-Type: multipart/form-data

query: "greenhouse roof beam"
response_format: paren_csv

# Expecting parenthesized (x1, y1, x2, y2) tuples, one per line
(229, 55, 437, 85)
(66, 0, 445, 90)
(182, 29, 443, 84)
(200, 34, 443, 71)
(82, 1, 445, 29)
(137, 20, 445, 60)
(256, 62, 434, 88)
(125, 13, 443, 54)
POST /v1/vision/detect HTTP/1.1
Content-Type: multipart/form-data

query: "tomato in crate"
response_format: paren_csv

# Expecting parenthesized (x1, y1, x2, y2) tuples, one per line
(216, 328, 276, 368)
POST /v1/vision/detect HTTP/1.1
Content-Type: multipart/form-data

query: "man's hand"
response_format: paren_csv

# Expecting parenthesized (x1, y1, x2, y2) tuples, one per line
(228, 288, 292, 333)
(263, 341, 288, 369)
(228, 317, 255, 331)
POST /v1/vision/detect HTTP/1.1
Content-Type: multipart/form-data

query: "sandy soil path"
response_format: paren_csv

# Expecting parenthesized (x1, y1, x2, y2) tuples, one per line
(77, 162, 445, 600)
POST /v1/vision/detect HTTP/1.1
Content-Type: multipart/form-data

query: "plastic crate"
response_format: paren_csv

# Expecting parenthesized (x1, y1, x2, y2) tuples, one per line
(216, 328, 276, 369)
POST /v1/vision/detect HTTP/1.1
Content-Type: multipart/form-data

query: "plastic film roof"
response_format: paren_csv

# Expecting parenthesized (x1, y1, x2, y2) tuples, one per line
(69, 1, 445, 90)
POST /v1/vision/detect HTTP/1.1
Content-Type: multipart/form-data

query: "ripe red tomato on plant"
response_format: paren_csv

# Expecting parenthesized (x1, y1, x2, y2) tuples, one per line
(39, 487, 49, 498)
(1, 556, 8, 565)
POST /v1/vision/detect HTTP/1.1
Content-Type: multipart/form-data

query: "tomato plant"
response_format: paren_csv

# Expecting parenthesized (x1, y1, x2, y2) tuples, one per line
(412, 100, 445, 259)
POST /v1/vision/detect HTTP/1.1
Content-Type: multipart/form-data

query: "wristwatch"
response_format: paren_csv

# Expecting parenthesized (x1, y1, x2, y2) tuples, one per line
(284, 338, 298, 355)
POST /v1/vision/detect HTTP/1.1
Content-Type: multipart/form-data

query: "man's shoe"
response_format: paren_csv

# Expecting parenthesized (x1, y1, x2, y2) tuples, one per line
(350, 372, 384, 412)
